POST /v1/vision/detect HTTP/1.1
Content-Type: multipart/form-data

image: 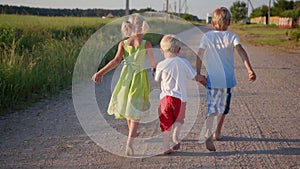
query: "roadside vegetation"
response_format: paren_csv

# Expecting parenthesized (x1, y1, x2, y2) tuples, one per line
(0, 14, 192, 114)
(229, 23, 300, 53)
(0, 15, 106, 113)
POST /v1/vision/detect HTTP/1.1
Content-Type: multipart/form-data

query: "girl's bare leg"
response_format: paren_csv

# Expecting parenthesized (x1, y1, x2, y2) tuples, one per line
(127, 119, 131, 130)
(125, 120, 139, 156)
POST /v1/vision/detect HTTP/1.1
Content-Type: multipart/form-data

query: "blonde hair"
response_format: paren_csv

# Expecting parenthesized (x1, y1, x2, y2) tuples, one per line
(121, 13, 149, 37)
(160, 34, 181, 54)
(212, 7, 231, 30)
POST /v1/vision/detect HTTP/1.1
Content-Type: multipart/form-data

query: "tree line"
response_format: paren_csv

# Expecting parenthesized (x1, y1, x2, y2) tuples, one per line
(0, 4, 156, 17)
(230, 0, 300, 22)
(251, 0, 300, 19)
(0, 4, 201, 21)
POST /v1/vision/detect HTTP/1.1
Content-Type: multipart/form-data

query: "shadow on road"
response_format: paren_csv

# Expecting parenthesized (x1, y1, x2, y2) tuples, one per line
(167, 147, 300, 156)
(184, 136, 300, 143)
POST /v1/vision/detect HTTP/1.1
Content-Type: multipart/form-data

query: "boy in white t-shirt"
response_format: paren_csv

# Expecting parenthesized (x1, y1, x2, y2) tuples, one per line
(197, 7, 256, 151)
(155, 34, 206, 154)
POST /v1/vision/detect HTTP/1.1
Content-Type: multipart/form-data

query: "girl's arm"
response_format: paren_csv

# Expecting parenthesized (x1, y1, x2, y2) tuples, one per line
(92, 41, 124, 83)
(235, 44, 256, 82)
(145, 41, 157, 69)
(145, 41, 157, 75)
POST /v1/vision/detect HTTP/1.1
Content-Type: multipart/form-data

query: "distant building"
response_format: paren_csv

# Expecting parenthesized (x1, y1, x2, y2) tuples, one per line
(206, 13, 212, 24)
(106, 12, 114, 18)
(102, 12, 115, 18)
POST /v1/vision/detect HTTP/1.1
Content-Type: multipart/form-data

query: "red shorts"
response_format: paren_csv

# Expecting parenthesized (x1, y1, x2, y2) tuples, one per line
(158, 96, 186, 131)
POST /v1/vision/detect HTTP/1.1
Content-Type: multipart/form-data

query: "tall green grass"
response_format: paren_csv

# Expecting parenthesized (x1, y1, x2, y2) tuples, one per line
(0, 14, 110, 114)
(0, 14, 113, 29)
(0, 14, 193, 114)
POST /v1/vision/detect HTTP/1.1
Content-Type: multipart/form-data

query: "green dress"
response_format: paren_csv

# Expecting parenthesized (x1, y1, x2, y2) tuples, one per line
(107, 39, 150, 120)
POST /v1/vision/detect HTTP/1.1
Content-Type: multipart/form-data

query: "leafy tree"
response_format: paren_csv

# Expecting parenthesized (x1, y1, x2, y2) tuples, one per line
(181, 13, 193, 21)
(0, 4, 157, 17)
(296, 1, 300, 8)
(250, 5, 269, 18)
(230, 1, 248, 22)
(272, 0, 294, 16)
(281, 8, 300, 18)
(250, 0, 299, 18)
(132, 8, 156, 13)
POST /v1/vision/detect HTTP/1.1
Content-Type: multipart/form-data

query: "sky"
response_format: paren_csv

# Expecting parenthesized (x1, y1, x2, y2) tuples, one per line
(0, 0, 272, 19)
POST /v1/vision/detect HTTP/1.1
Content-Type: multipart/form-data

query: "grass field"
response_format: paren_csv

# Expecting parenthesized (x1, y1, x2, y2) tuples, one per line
(0, 14, 192, 114)
(229, 24, 300, 53)
(0, 15, 102, 113)
(0, 14, 113, 29)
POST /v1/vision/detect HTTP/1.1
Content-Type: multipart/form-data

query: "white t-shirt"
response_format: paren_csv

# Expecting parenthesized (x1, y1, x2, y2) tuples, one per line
(199, 30, 241, 88)
(155, 56, 197, 102)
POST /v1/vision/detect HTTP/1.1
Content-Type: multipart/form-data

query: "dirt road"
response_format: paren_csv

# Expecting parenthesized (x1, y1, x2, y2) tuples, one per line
(0, 26, 299, 169)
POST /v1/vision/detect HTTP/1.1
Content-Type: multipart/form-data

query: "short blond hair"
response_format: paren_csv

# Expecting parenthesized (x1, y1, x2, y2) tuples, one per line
(212, 7, 231, 29)
(160, 34, 181, 54)
(121, 13, 149, 37)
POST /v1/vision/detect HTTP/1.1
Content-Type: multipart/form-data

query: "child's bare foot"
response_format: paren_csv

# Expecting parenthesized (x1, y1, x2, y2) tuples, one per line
(163, 149, 173, 155)
(213, 132, 222, 141)
(205, 136, 216, 151)
(172, 143, 180, 150)
(125, 145, 134, 156)
(157, 149, 173, 156)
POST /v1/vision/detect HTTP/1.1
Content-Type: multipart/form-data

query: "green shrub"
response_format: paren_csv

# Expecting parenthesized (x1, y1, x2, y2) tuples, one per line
(289, 29, 300, 41)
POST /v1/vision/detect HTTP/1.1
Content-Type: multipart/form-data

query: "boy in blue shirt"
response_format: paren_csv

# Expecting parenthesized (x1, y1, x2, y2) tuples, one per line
(197, 7, 256, 151)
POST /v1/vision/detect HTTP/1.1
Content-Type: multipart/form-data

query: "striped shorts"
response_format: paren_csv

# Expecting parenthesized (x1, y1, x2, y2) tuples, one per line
(206, 88, 232, 117)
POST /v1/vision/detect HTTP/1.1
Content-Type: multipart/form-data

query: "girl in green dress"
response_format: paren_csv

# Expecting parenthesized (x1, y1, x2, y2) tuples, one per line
(92, 13, 157, 156)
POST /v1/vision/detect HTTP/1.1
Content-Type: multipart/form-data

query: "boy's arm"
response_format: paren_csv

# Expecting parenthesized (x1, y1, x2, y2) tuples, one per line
(196, 48, 206, 86)
(235, 44, 256, 82)
(193, 74, 206, 87)
(154, 65, 161, 82)
(196, 48, 204, 75)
